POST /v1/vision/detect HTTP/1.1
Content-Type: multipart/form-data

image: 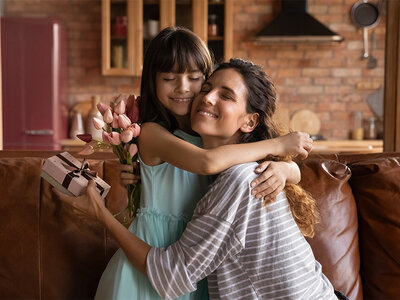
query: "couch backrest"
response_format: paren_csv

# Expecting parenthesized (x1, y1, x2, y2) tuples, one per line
(298, 152, 400, 300)
(0, 155, 121, 299)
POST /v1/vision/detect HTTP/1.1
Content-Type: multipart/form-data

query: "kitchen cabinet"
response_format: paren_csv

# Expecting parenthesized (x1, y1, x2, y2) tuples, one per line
(101, 0, 233, 76)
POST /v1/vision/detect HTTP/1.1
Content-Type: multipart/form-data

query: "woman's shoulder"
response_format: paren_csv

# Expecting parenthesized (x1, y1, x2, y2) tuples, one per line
(213, 163, 258, 189)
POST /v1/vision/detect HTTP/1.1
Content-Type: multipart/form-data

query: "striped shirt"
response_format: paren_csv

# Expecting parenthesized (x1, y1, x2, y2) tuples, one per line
(147, 163, 337, 300)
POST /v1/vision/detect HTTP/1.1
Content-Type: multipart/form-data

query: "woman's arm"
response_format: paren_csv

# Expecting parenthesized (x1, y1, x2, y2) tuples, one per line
(139, 122, 312, 175)
(54, 181, 150, 274)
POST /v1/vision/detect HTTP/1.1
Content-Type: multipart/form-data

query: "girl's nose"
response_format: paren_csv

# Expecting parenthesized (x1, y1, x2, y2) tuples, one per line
(175, 77, 190, 93)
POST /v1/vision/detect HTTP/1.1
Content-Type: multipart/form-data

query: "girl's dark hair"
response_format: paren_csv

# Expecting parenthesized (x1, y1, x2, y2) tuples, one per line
(214, 58, 318, 238)
(139, 26, 214, 132)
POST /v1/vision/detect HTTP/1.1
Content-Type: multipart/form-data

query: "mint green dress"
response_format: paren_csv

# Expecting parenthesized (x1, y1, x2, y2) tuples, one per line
(95, 130, 210, 300)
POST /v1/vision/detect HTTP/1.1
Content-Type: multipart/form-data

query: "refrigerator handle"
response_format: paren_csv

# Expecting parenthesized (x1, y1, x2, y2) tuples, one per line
(24, 129, 54, 135)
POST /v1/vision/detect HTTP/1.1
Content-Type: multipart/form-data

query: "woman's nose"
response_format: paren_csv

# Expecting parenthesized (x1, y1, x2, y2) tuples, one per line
(203, 90, 217, 105)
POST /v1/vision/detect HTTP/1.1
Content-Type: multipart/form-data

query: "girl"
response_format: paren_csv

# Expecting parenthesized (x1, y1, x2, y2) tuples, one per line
(55, 58, 344, 299)
(93, 28, 310, 300)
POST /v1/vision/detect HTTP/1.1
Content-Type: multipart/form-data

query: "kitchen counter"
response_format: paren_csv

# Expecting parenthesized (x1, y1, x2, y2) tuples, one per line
(311, 139, 383, 154)
(61, 139, 383, 154)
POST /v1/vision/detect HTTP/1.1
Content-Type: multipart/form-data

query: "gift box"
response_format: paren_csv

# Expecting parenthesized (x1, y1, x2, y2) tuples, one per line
(41, 152, 111, 199)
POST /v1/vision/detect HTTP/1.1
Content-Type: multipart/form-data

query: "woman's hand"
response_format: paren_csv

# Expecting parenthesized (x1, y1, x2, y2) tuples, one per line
(250, 161, 291, 205)
(53, 180, 106, 223)
(275, 132, 313, 159)
(118, 162, 141, 186)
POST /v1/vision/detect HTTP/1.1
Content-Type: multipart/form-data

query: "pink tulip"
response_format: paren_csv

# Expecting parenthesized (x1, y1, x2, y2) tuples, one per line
(114, 99, 126, 114)
(93, 117, 105, 130)
(103, 109, 113, 124)
(126, 95, 140, 123)
(97, 102, 111, 115)
(102, 131, 110, 143)
(78, 144, 94, 155)
(77, 134, 92, 143)
(109, 132, 121, 145)
(111, 112, 119, 128)
(131, 123, 141, 138)
(120, 128, 134, 143)
(118, 114, 131, 129)
(128, 143, 138, 158)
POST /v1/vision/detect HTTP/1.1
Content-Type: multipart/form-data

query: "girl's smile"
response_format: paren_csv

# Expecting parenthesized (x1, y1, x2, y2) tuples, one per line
(156, 67, 205, 118)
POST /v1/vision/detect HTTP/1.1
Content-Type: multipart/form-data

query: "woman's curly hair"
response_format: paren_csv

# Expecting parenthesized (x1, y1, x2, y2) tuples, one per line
(214, 58, 318, 237)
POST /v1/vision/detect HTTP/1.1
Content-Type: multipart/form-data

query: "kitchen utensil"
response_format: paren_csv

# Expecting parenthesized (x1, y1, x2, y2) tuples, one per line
(351, 0, 380, 59)
(366, 86, 384, 118)
(367, 31, 378, 69)
(289, 109, 321, 136)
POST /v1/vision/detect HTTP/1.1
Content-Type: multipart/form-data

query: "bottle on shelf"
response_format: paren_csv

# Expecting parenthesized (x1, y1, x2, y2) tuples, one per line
(208, 14, 218, 37)
(351, 111, 364, 140)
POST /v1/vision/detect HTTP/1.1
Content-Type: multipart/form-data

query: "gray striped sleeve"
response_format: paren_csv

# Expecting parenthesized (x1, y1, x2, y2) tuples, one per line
(146, 165, 256, 299)
(146, 214, 243, 299)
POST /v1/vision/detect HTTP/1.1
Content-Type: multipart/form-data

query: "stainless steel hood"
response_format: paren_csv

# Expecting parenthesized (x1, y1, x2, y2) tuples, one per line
(255, 0, 344, 43)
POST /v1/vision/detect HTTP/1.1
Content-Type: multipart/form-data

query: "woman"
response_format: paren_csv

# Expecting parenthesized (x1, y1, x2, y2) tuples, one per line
(55, 58, 345, 299)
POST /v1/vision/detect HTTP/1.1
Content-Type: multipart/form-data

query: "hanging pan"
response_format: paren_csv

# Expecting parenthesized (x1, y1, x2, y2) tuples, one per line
(351, 0, 380, 59)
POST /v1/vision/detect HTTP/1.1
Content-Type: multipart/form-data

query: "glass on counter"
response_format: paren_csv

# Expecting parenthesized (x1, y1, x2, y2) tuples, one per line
(351, 111, 364, 140)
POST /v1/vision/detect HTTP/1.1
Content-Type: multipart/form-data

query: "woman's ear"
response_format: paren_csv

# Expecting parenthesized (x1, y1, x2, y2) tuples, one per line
(240, 113, 259, 133)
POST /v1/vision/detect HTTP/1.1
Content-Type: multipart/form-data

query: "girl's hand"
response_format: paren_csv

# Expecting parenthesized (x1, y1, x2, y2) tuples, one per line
(275, 132, 313, 159)
(53, 180, 106, 223)
(118, 162, 141, 186)
(250, 161, 289, 205)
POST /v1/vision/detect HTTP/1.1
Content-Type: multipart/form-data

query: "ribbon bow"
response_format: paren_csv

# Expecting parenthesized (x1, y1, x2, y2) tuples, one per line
(57, 154, 105, 196)
(61, 158, 98, 179)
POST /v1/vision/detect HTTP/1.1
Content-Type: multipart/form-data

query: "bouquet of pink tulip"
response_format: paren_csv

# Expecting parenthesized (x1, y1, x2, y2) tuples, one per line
(77, 94, 141, 220)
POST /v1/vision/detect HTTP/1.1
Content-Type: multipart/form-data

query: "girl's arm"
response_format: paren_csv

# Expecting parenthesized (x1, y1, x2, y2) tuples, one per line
(139, 122, 312, 175)
(251, 160, 301, 202)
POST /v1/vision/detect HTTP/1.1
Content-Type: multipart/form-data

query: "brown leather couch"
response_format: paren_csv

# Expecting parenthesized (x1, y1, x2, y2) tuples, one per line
(0, 151, 399, 300)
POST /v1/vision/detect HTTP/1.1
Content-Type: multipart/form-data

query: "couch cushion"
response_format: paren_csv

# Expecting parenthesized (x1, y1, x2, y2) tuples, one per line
(299, 157, 362, 300)
(0, 157, 43, 299)
(348, 154, 400, 300)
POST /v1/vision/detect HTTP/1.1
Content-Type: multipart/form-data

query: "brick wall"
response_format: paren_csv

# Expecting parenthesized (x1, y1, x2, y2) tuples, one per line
(233, 0, 386, 139)
(3, 0, 386, 139)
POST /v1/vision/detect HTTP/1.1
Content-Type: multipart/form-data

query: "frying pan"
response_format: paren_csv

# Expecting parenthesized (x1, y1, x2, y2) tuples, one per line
(351, 0, 380, 59)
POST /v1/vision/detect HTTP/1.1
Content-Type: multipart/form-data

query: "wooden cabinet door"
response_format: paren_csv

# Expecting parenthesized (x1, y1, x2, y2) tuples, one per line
(102, 0, 142, 76)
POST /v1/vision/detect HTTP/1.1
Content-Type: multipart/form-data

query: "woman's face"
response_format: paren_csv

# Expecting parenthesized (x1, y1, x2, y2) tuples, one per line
(156, 64, 205, 118)
(191, 68, 255, 146)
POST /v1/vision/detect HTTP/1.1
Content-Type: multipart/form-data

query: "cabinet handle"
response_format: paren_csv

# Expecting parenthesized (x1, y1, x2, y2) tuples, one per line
(24, 129, 54, 135)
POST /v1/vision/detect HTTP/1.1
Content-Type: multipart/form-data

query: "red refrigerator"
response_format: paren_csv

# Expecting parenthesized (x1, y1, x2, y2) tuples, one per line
(1, 17, 68, 150)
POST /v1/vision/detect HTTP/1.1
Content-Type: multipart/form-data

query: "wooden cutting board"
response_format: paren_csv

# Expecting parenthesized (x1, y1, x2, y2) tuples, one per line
(289, 109, 321, 135)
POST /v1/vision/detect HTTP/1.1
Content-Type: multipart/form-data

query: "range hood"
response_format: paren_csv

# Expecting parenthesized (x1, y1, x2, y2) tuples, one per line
(255, 0, 344, 43)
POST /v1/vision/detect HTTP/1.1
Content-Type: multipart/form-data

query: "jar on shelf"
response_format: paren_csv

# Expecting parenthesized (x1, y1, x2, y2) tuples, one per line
(112, 45, 124, 68)
(112, 16, 127, 37)
(208, 14, 218, 37)
(364, 117, 377, 140)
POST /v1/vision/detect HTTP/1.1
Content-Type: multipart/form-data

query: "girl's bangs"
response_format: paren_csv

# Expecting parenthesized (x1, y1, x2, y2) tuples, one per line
(156, 39, 208, 74)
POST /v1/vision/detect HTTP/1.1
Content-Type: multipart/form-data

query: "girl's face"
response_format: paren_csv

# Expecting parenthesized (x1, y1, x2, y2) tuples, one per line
(191, 68, 257, 147)
(156, 65, 205, 118)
